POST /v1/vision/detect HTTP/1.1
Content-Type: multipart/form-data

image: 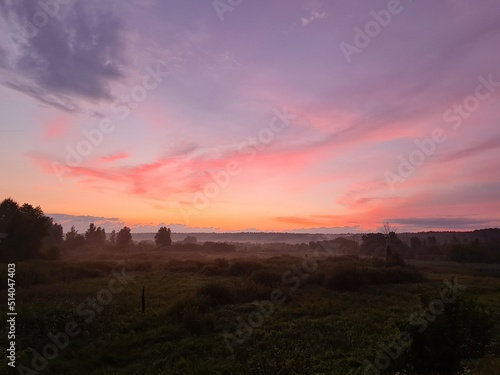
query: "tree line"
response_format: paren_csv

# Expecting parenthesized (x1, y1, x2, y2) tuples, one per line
(0, 198, 173, 261)
(2, 197, 498, 262)
(359, 230, 500, 263)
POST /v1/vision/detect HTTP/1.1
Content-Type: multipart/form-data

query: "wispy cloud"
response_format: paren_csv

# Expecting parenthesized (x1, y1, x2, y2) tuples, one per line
(98, 153, 130, 163)
(42, 116, 70, 140)
(439, 136, 500, 164)
(301, 9, 326, 26)
(387, 216, 499, 231)
(0, 0, 127, 111)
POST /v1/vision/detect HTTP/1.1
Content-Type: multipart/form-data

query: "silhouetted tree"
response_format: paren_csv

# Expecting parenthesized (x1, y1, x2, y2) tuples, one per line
(109, 229, 116, 247)
(332, 237, 359, 253)
(381, 222, 397, 243)
(360, 233, 386, 256)
(85, 223, 106, 248)
(0, 198, 53, 260)
(49, 223, 64, 244)
(0, 198, 19, 235)
(38, 222, 64, 260)
(183, 235, 197, 244)
(410, 236, 422, 250)
(395, 284, 493, 375)
(116, 226, 132, 249)
(155, 227, 172, 248)
(426, 235, 438, 248)
(65, 226, 85, 249)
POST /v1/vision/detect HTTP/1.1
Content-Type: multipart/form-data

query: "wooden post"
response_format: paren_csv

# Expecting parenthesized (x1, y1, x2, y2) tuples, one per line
(142, 286, 145, 314)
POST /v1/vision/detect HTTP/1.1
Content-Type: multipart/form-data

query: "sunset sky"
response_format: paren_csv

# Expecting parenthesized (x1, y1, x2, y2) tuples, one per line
(1, 0, 499, 233)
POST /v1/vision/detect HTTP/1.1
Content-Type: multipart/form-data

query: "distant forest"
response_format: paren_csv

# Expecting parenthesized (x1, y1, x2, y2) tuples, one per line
(1, 198, 499, 263)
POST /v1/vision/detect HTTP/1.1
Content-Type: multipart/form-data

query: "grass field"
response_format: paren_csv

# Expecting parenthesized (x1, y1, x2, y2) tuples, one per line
(1, 254, 500, 375)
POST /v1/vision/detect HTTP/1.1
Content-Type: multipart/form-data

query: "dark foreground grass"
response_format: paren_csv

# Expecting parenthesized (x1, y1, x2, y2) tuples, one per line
(0, 256, 499, 375)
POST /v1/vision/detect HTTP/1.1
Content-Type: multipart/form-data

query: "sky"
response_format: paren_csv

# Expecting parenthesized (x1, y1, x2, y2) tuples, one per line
(0, 0, 499, 234)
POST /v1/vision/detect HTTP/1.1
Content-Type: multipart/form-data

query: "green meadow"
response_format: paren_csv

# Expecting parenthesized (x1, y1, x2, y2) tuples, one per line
(1, 253, 500, 375)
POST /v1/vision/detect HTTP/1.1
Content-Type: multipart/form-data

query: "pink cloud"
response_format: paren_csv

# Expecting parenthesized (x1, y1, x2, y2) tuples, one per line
(42, 117, 70, 140)
(98, 153, 130, 163)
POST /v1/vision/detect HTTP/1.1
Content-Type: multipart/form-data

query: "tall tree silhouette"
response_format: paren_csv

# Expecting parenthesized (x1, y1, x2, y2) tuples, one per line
(0, 198, 53, 260)
(65, 226, 85, 249)
(85, 223, 106, 248)
(116, 226, 132, 249)
(155, 226, 172, 248)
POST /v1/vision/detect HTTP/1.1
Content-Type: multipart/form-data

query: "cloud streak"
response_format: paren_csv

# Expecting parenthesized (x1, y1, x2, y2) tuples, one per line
(0, 0, 127, 111)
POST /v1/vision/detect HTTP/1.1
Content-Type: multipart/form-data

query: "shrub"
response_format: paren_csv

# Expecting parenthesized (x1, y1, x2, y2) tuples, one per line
(170, 243, 201, 252)
(233, 280, 273, 302)
(394, 287, 494, 375)
(228, 260, 263, 276)
(383, 266, 423, 284)
(386, 252, 406, 267)
(165, 260, 203, 273)
(305, 271, 325, 286)
(213, 257, 229, 268)
(124, 260, 152, 272)
(197, 281, 236, 306)
(40, 246, 62, 260)
(362, 267, 388, 285)
(1, 263, 49, 288)
(168, 295, 214, 334)
(169, 294, 211, 320)
(370, 257, 387, 267)
(250, 269, 282, 287)
(324, 266, 365, 291)
(202, 241, 236, 253)
(182, 311, 215, 335)
(201, 264, 225, 276)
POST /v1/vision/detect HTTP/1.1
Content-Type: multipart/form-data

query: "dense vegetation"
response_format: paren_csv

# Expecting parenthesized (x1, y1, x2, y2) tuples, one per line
(2, 198, 499, 265)
(1, 253, 499, 375)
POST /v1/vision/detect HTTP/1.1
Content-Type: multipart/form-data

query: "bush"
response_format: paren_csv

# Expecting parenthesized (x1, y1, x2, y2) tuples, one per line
(228, 260, 263, 276)
(170, 243, 202, 252)
(305, 271, 325, 286)
(386, 252, 406, 267)
(370, 257, 387, 267)
(232, 280, 273, 302)
(123, 260, 152, 272)
(213, 258, 229, 268)
(383, 266, 423, 284)
(202, 241, 236, 253)
(324, 266, 365, 291)
(250, 269, 282, 287)
(1, 263, 49, 289)
(394, 284, 494, 375)
(201, 264, 225, 276)
(165, 260, 204, 273)
(168, 295, 214, 334)
(362, 267, 389, 285)
(169, 295, 211, 319)
(197, 281, 236, 306)
(40, 246, 62, 260)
